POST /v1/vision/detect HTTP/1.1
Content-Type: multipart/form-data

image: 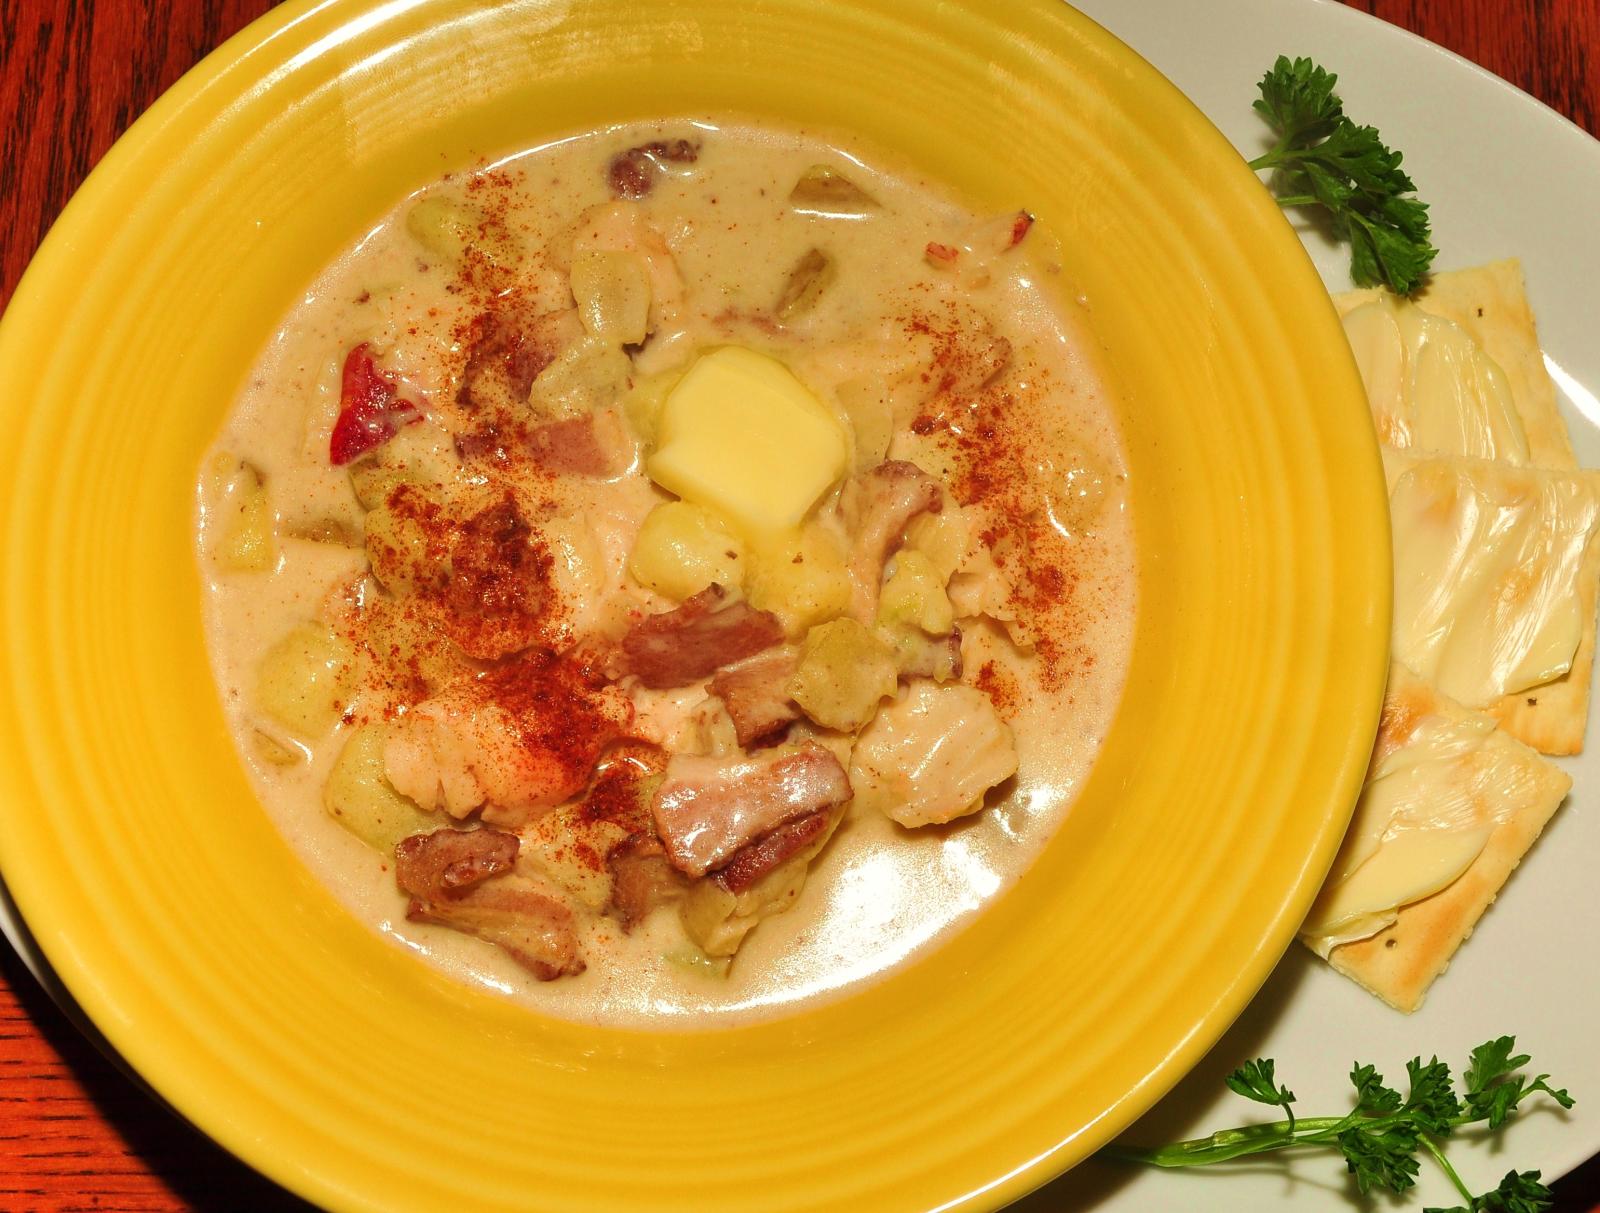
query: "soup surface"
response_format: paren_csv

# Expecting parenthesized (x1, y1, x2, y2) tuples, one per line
(198, 119, 1134, 1027)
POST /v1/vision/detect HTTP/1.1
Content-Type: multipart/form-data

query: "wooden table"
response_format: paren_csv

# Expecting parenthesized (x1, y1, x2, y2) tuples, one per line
(1, 1, 1598, 1209)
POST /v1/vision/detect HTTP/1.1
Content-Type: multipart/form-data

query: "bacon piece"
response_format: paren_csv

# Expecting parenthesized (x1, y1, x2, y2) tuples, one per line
(527, 416, 609, 476)
(394, 827, 519, 895)
(457, 409, 628, 479)
(394, 827, 583, 980)
(621, 584, 785, 689)
(607, 838, 686, 928)
(651, 742, 852, 877)
(709, 647, 801, 748)
(329, 344, 422, 465)
(606, 139, 700, 199)
(924, 241, 961, 269)
(843, 460, 944, 620)
(712, 810, 832, 894)
(384, 650, 633, 825)
(526, 410, 630, 478)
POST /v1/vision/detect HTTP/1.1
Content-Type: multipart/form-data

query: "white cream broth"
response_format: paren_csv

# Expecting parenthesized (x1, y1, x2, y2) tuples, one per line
(198, 119, 1134, 1028)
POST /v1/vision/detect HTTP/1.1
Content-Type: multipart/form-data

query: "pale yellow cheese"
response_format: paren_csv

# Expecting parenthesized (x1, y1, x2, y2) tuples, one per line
(1300, 665, 1573, 1012)
(1343, 295, 1528, 463)
(647, 346, 847, 537)
(1302, 711, 1512, 948)
(1387, 451, 1600, 707)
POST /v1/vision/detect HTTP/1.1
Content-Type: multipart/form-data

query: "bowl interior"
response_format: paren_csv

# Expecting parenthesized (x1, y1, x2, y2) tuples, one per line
(0, 1, 1389, 1209)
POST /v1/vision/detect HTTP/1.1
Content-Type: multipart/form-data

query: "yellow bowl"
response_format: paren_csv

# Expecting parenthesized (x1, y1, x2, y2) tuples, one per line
(0, 0, 1389, 1208)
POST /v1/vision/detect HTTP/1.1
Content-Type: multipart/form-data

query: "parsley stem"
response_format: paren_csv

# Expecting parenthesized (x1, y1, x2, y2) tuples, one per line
(1418, 1134, 1475, 1205)
(1100, 1107, 1506, 1171)
(1099, 1115, 1367, 1168)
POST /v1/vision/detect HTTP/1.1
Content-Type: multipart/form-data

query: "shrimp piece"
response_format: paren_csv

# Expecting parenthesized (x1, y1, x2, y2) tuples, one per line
(850, 680, 1017, 827)
(384, 650, 633, 826)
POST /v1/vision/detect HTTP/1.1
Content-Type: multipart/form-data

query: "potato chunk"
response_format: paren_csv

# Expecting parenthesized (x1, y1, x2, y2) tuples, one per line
(206, 454, 277, 572)
(628, 501, 746, 600)
(745, 524, 852, 637)
(878, 550, 955, 635)
(362, 483, 443, 597)
(255, 623, 356, 738)
(518, 807, 631, 911)
(836, 375, 894, 472)
(775, 248, 837, 320)
(788, 619, 897, 732)
(348, 424, 457, 511)
(405, 196, 522, 270)
(851, 681, 1017, 826)
(788, 165, 879, 216)
(621, 370, 684, 448)
(324, 724, 435, 852)
(531, 336, 633, 418)
(680, 814, 841, 956)
(570, 249, 651, 345)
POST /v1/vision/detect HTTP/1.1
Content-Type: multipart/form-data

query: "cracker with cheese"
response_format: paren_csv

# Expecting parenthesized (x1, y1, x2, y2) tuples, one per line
(1383, 448, 1600, 755)
(1301, 665, 1571, 1012)
(1336, 259, 1577, 469)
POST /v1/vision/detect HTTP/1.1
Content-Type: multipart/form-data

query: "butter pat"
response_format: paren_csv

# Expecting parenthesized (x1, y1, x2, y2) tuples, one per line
(647, 347, 847, 536)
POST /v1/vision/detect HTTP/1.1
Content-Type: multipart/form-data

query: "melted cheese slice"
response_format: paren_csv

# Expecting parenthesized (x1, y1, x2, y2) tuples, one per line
(1303, 711, 1525, 950)
(1343, 295, 1528, 462)
(1388, 453, 1600, 706)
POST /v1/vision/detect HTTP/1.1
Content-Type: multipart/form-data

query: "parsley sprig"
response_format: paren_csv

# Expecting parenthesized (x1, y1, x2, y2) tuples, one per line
(1250, 55, 1437, 294)
(1100, 1036, 1573, 1210)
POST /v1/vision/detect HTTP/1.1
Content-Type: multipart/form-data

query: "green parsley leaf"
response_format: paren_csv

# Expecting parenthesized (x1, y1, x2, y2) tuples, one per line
(1249, 54, 1437, 293)
(1339, 1122, 1421, 1194)
(1351, 1061, 1405, 1113)
(1225, 1058, 1296, 1107)
(1098, 1036, 1573, 1211)
(1424, 1168, 1559, 1213)
(1465, 1037, 1531, 1093)
(1462, 1037, 1574, 1129)
(1404, 1056, 1463, 1135)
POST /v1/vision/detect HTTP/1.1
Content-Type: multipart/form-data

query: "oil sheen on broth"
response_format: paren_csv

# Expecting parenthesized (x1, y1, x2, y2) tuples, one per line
(197, 119, 1135, 1028)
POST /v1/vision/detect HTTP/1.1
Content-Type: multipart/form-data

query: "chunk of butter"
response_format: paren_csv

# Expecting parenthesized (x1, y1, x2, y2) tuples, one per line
(1342, 295, 1529, 463)
(1302, 710, 1523, 951)
(646, 347, 847, 536)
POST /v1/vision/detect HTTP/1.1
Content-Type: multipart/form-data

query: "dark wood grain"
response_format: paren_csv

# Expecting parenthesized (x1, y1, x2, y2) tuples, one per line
(1350, 0, 1600, 134)
(1, 1, 1598, 1210)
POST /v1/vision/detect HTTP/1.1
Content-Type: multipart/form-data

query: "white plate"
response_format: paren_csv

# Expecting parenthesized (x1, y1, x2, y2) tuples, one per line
(1017, 1, 1600, 1209)
(2, 1, 1595, 1208)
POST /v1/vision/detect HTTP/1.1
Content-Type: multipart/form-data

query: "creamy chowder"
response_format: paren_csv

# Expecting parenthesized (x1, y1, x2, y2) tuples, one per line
(198, 119, 1134, 1028)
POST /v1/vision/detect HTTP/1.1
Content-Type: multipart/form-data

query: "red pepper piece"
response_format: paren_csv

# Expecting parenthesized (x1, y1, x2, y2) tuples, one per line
(329, 343, 422, 465)
(1008, 211, 1034, 247)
